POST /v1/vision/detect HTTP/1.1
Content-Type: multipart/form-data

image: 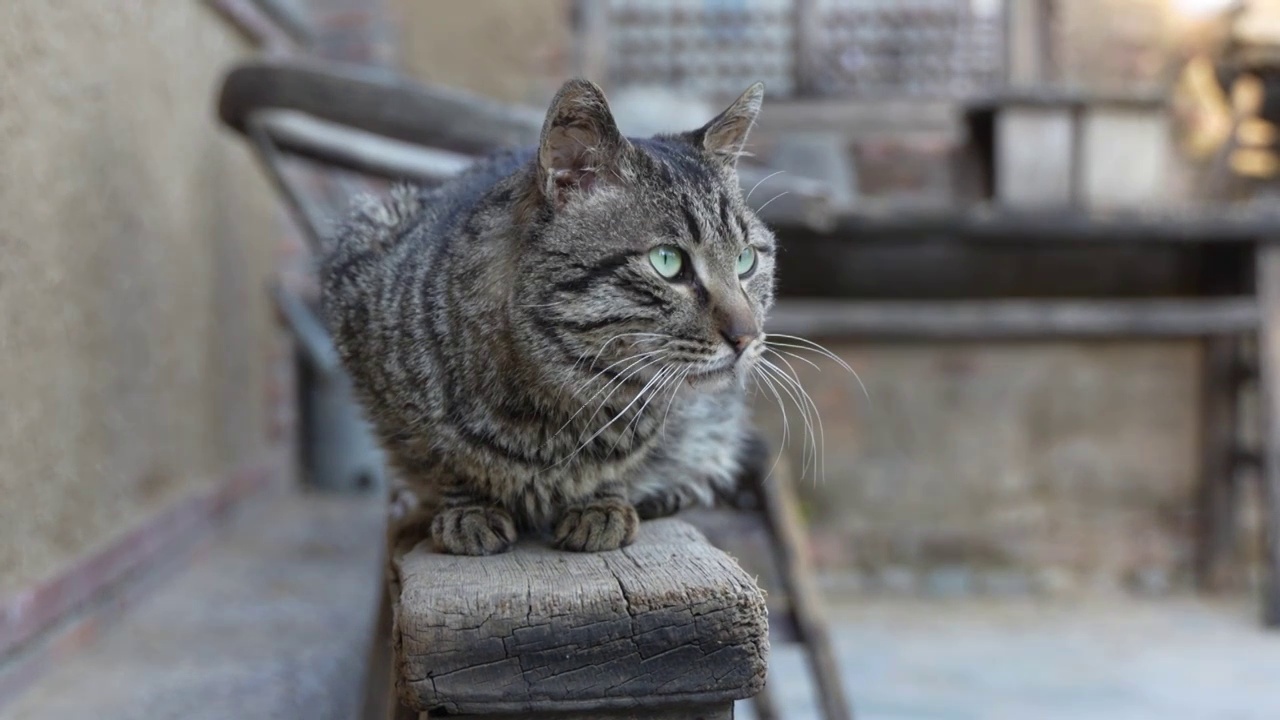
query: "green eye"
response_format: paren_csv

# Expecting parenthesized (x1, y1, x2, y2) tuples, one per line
(735, 246, 757, 277)
(649, 245, 684, 279)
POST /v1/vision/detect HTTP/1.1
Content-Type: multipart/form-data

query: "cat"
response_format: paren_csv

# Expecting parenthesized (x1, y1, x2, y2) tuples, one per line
(319, 78, 776, 555)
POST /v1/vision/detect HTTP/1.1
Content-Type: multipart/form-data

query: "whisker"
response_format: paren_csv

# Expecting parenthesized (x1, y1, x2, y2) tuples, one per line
(611, 364, 678, 453)
(556, 358, 674, 468)
(551, 350, 668, 441)
(576, 353, 670, 430)
(766, 346, 821, 372)
(766, 335, 870, 403)
(745, 169, 787, 202)
(761, 355, 828, 486)
(751, 367, 792, 485)
(754, 190, 789, 216)
(758, 360, 818, 481)
(659, 367, 692, 439)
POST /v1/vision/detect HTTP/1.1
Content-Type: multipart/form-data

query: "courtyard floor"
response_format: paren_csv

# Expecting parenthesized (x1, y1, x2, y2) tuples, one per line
(746, 596, 1280, 720)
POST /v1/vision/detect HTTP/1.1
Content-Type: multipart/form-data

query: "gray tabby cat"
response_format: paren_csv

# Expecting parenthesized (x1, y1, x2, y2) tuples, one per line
(320, 79, 775, 555)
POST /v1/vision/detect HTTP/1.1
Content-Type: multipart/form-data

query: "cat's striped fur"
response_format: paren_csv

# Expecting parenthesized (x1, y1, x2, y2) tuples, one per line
(319, 79, 776, 555)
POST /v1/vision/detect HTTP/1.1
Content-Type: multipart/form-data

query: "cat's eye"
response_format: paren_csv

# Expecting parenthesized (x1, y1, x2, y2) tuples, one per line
(735, 246, 757, 277)
(649, 245, 684, 279)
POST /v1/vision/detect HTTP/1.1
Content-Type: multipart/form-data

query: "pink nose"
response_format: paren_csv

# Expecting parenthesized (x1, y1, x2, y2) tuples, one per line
(723, 330, 758, 355)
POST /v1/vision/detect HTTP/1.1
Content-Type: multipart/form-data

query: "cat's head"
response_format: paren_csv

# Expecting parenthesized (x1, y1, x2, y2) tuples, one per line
(515, 79, 775, 393)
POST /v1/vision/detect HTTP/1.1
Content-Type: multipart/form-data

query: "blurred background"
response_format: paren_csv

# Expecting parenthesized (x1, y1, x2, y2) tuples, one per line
(5, 1, 1280, 718)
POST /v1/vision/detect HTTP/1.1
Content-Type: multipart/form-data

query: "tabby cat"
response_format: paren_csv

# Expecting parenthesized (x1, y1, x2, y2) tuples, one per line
(320, 79, 777, 555)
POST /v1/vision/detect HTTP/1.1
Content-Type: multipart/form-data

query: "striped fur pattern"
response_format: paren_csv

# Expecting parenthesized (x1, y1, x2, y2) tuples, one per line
(320, 79, 775, 555)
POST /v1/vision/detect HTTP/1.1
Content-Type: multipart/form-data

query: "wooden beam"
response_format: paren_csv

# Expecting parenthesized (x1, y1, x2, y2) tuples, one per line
(766, 298, 1260, 340)
(393, 519, 768, 716)
(819, 203, 1280, 243)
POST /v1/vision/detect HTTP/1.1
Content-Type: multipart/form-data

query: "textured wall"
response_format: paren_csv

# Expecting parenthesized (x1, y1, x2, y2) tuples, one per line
(753, 340, 1209, 594)
(393, 0, 573, 106)
(0, 4, 278, 596)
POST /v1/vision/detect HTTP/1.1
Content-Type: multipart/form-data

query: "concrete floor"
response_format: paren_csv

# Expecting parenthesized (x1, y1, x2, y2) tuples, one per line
(745, 597, 1280, 720)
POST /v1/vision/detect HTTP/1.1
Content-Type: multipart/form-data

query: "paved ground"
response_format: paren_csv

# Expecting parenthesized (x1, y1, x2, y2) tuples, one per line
(742, 597, 1280, 720)
(1, 491, 385, 720)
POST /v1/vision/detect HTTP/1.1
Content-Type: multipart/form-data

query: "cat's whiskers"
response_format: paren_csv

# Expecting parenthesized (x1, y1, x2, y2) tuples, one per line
(550, 350, 669, 442)
(554, 358, 677, 469)
(744, 169, 786, 202)
(753, 190, 790, 216)
(756, 358, 821, 482)
(765, 334, 870, 402)
(658, 365, 693, 440)
(574, 332, 671, 377)
(768, 347, 822, 372)
(749, 369, 792, 485)
(610, 363, 680, 453)
(761, 352, 827, 484)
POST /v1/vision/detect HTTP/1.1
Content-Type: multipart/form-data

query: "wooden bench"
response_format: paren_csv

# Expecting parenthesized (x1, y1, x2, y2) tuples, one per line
(369, 520, 768, 719)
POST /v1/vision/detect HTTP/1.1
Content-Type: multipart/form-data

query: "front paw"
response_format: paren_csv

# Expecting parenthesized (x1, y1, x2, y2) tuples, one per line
(431, 505, 517, 556)
(554, 501, 639, 552)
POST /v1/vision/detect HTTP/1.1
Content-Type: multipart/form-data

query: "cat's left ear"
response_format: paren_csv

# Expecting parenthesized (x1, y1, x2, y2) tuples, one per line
(537, 78, 629, 209)
(690, 82, 764, 170)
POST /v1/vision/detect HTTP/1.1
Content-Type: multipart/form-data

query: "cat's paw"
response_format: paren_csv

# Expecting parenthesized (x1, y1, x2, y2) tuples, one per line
(635, 492, 683, 520)
(430, 505, 517, 556)
(553, 501, 639, 552)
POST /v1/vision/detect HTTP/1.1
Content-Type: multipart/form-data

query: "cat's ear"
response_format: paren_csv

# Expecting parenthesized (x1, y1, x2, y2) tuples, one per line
(691, 82, 764, 169)
(537, 78, 628, 208)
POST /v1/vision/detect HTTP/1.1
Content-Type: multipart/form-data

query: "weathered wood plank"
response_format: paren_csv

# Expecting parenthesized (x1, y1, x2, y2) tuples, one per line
(1255, 246, 1280, 627)
(393, 519, 768, 715)
(766, 298, 1260, 340)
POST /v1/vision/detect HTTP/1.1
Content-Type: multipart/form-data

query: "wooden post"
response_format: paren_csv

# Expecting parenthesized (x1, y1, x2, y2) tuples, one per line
(1196, 336, 1243, 592)
(389, 519, 768, 717)
(1255, 245, 1280, 627)
(572, 0, 610, 86)
(1004, 0, 1055, 88)
(792, 0, 820, 97)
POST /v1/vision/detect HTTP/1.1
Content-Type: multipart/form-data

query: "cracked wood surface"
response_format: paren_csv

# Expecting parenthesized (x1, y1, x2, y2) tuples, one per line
(392, 519, 769, 715)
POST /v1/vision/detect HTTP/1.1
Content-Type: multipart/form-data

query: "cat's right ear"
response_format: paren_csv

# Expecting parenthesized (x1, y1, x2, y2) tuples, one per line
(536, 79, 629, 210)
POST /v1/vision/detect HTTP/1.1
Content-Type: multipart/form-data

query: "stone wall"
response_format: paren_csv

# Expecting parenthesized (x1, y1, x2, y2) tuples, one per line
(752, 341, 1236, 596)
(0, 4, 279, 597)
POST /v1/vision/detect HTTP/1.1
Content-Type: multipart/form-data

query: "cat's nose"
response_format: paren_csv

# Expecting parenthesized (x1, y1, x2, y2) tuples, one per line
(714, 296, 759, 355)
(722, 330, 759, 355)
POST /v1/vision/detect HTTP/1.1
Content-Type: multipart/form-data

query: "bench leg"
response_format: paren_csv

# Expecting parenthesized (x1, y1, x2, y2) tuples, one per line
(756, 463, 854, 720)
(749, 681, 781, 720)
(1255, 247, 1280, 627)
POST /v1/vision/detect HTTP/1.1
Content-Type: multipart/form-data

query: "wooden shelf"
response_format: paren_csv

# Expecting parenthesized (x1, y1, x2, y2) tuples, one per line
(766, 297, 1260, 340)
